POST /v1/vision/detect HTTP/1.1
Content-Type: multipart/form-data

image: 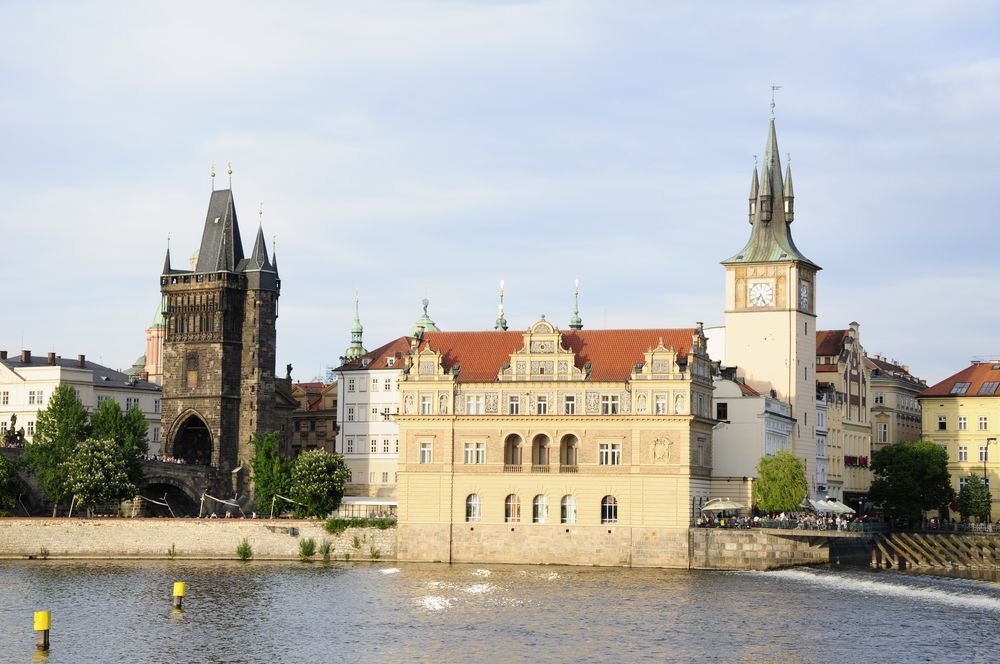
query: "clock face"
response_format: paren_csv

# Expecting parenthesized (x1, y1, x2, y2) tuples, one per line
(748, 282, 774, 307)
(800, 281, 810, 309)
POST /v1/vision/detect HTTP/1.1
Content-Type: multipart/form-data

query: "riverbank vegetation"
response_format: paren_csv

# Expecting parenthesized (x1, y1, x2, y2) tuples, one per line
(751, 450, 808, 513)
(324, 517, 396, 534)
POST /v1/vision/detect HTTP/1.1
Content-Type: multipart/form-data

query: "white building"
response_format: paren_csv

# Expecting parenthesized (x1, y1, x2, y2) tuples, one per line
(0, 350, 162, 450)
(709, 373, 795, 504)
(816, 393, 830, 498)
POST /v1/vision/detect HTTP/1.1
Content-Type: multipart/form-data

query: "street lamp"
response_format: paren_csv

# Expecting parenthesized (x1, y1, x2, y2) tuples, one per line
(986, 437, 997, 524)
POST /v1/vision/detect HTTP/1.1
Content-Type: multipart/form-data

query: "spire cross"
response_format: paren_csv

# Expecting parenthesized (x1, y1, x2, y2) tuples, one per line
(770, 84, 781, 117)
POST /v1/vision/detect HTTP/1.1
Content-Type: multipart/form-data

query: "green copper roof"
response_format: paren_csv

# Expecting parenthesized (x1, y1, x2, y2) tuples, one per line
(125, 354, 146, 376)
(151, 296, 166, 329)
(722, 116, 818, 268)
(410, 298, 440, 336)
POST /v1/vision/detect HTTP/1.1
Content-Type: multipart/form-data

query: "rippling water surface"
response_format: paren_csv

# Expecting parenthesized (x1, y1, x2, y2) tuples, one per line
(2, 560, 999, 663)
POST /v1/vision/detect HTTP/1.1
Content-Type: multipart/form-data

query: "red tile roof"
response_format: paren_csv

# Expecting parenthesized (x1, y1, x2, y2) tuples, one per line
(336, 337, 412, 372)
(865, 355, 925, 387)
(816, 329, 848, 356)
(738, 382, 761, 397)
(816, 365, 839, 373)
(339, 328, 696, 383)
(920, 361, 1000, 397)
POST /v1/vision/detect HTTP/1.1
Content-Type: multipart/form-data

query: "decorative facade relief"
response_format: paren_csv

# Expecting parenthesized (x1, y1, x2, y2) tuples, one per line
(515, 361, 526, 374)
(455, 395, 465, 415)
(419, 361, 436, 374)
(649, 436, 673, 464)
(485, 392, 498, 414)
(586, 392, 600, 415)
(404, 394, 414, 415)
(557, 361, 569, 375)
(622, 392, 631, 414)
(652, 360, 670, 374)
(674, 393, 686, 415)
(532, 361, 554, 375)
(636, 393, 647, 414)
(439, 394, 449, 415)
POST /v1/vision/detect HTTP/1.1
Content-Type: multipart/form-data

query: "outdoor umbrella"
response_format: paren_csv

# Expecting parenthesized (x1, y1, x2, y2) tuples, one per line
(809, 499, 855, 515)
(702, 498, 746, 512)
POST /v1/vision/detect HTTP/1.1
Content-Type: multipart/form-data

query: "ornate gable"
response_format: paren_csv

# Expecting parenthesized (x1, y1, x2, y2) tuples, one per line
(498, 316, 586, 382)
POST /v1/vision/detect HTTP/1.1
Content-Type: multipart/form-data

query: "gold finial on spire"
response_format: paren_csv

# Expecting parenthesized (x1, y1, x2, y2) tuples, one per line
(210, 162, 216, 190)
(228, 161, 233, 187)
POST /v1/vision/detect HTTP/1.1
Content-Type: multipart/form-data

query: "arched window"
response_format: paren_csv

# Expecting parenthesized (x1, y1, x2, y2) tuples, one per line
(532, 494, 548, 523)
(466, 494, 480, 523)
(560, 495, 576, 524)
(505, 494, 521, 523)
(560, 434, 578, 466)
(601, 495, 618, 524)
(504, 434, 523, 465)
(532, 434, 550, 465)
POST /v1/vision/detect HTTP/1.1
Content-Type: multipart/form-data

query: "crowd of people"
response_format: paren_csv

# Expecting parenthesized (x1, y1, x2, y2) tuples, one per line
(696, 511, 872, 531)
(144, 454, 199, 465)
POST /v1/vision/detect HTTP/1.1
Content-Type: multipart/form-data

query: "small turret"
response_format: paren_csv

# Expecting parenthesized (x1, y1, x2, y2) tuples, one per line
(759, 159, 773, 222)
(783, 157, 794, 223)
(343, 292, 368, 361)
(568, 279, 583, 330)
(495, 280, 508, 331)
(410, 298, 440, 336)
(748, 160, 759, 224)
(162, 247, 172, 275)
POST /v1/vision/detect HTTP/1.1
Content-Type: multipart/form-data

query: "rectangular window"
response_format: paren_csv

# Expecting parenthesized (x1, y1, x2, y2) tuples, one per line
(384, 378, 392, 391)
(509, 396, 520, 415)
(347, 407, 355, 422)
(394, 438, 399, 454)
(980, 446, 989, 462)
(979, 416, 989, 431)
(27, 421, 34, 436)
(419, 442, 432, 464)
(979, 381, 1000, 396)
(599, 442, 622, 465)
(421, 396, 432, 415)
(959, 416, 967, 431)
(536, 395, 547, 415)
(126, 397, 139, 411)
(383, 439, 390, 453)
(28, 391, 37, 405)
(463, 442, 486, 464)
(716, 402, 728, 421)
(152, 427, 160, 442)
(372, 378, 379, 391)
(564, 395, 575, 415)
(369, 472, 375, 483)
(154, 399, 161, 413)
(959, 446, 968, 462)
(601, 395, 620, 415)
(346, 438, 354, 454)
(348, 379, 355, 392)
(371, 439, 378, 453)
(382, 472, 389, 483)
(874, 392, 884, 405)
(295, 420, 302, 432)
(877, 423, 888, 443)
(655, 395, 666, 415)
(466, 395, 484, 415)
(937, 416, 947, 431)
(0, 391, 7, 405)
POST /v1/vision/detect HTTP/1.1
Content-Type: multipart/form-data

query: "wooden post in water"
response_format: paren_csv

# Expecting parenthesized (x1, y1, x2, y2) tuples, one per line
(34, 610, 50, 650)
(172, 581, 186, 610)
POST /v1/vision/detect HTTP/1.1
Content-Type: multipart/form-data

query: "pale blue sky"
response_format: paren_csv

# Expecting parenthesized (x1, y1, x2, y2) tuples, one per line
(1, 1, 998, 384)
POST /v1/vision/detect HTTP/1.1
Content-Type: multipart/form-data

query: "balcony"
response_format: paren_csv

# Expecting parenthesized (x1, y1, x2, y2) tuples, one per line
(503, 464, 523, 473)
(559, 465, 578, 473)
(530, 464, 550, 473)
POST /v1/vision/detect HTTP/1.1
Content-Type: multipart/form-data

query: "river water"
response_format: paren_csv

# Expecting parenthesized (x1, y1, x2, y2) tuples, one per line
(1, 561, 998, 663)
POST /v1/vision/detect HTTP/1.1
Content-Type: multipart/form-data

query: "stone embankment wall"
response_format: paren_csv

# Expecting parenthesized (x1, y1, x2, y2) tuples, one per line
(688, 528, 829, 570)
(0, 519, 396, 561)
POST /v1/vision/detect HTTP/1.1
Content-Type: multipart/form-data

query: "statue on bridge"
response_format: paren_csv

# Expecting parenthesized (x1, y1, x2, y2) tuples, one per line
(2, 413, 25, 448)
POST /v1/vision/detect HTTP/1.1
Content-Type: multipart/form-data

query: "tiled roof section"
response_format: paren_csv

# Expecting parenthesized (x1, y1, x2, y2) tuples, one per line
(739, 382, 761, 397)
(816, 365, 839, 373)
(0, 355, 161, 392)
(816, 329, 849, 357)
(336, 337, 412, 372)
(920, 361, 1000, 397)
(865, 355, 926, 388)
(421, 328, 696, 383)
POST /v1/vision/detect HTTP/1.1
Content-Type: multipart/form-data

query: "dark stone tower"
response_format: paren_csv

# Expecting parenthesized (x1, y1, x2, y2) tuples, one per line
(159, 188, 280, 499)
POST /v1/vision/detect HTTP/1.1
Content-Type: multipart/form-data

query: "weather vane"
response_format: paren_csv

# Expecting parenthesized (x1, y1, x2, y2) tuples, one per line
(770, 84, 781, 116)
(259, 201, 264, 226)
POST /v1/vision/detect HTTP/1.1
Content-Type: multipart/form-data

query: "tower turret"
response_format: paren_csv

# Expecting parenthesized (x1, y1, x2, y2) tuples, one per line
(343, 293, 367, 361)
(748, 160, 759, 224)
(784, 157, 795, 223)
(569, 279, 583, 330)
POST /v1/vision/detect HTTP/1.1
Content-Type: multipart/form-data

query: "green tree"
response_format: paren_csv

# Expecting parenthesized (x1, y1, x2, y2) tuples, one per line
(289, 450, 350, 518)
(752, 450, 808, 513)
(957, 474, 991, 522)
(90, 398, 148, 488)
(869, 440, 954, 527)
(23, 385, 89, 514)
(0, 453, 16, 514)
(249, 432, 292, 514)
(64, 438, 136, 516)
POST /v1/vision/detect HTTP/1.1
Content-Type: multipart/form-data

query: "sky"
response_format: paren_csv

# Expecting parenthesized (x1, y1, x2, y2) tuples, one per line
(1, 0, 999, 386)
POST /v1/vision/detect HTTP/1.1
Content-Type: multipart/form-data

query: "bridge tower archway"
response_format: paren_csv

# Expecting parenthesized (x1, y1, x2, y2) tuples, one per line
(170, 412, 214, 466)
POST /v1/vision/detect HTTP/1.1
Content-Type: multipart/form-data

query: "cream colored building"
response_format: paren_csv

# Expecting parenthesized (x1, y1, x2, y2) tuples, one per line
(867, 354, 924, 452)
(0, 349, 162, 450)
(816, 324, 871, 508)
(394, 320, 716, 565)
(919, 361, 1000, 517)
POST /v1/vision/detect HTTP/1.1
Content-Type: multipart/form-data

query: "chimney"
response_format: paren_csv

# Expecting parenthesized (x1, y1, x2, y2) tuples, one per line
(47, 352, 56, 366)
(0, 350, 6, 359)
(21, 350, 30, 363)
(78, 354, 86, 368)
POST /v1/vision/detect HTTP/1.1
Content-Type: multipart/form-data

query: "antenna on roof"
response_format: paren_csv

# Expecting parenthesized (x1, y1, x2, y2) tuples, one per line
(228, 161, 233, 188)
(210, 163, 216, 191)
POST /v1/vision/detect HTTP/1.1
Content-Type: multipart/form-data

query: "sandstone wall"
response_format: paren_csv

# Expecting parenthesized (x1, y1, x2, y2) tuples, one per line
(0, 519, 396, 561)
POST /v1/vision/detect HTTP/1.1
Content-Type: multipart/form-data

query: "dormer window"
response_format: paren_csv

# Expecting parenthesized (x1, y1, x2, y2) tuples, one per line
(386, 357, 395, 367)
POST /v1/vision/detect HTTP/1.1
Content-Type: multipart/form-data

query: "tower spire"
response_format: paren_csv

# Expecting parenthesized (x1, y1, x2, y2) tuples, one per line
(569, 278, 583, 330)
(784, 153, 795, 223)
(495, 280, 508, 331)
(343, 291, 367, 361)
(162, 233, 172, 274)
(748, 156, 759, 224)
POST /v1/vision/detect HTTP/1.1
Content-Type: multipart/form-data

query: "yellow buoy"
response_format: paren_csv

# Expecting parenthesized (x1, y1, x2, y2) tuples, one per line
(172, 581, 186, 609)
(33, 611, 50, 650)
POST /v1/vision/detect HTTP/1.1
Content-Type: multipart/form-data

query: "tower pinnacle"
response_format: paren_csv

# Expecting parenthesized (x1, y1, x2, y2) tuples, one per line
(495, 280, 508, 331)
(569, 278, 583, 330)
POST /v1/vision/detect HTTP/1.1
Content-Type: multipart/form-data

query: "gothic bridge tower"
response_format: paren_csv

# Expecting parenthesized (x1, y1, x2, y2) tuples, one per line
(159, 188, 280, 497)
